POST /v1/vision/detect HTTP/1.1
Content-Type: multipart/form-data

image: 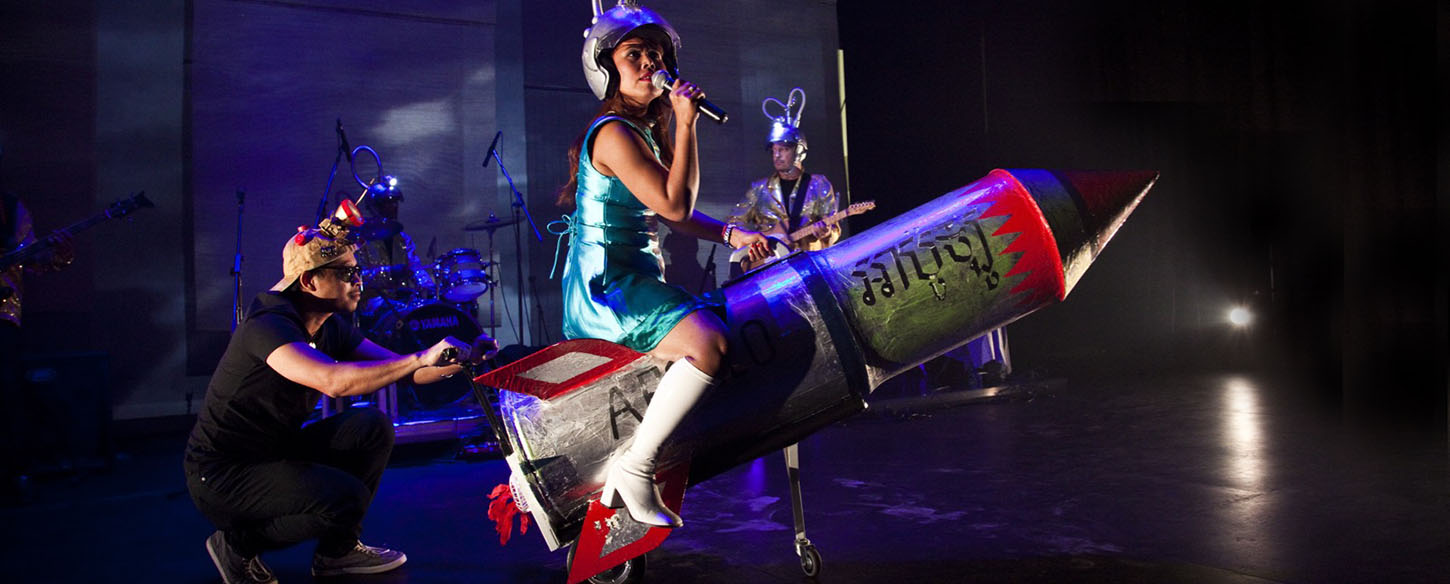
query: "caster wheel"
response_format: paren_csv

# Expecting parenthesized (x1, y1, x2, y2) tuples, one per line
(799, 544, 822, 578)
(567, 541, 648, 584)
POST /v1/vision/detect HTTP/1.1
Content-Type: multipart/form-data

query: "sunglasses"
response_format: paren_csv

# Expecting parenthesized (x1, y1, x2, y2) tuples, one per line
(316, 265, 363, 282)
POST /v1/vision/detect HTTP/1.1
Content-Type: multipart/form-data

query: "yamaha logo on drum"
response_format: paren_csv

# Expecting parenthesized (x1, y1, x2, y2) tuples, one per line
(409, 315, 460, 331)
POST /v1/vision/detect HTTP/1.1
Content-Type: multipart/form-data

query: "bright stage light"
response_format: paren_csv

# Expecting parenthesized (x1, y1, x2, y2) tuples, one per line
(1228, 306, 1253, 327)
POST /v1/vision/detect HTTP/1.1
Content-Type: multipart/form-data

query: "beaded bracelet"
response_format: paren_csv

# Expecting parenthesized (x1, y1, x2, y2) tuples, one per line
(721, 223, 736, 247)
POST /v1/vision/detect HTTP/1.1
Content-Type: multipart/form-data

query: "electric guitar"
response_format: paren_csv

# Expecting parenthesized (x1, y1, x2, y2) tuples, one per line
(0, 191, 153, 299)
(732, 200, 876, 270)
(785, 200, 876, 243)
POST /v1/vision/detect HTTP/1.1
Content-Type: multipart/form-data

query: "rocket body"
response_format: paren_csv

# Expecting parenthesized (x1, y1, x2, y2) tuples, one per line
(483, 168, 1156, 551)
(818, 168, 1154, 385)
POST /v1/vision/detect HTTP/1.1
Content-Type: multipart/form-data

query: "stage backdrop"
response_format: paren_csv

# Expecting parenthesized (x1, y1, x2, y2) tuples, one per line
(79, 0, 842, 419)
(187, 1, 500, 383)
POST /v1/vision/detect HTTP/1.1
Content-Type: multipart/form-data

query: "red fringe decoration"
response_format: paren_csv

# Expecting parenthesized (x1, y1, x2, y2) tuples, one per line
(486, 483, 531, 545)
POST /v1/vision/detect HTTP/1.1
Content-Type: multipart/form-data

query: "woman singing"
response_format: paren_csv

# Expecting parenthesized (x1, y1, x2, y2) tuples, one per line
(556, 1, 770, 528)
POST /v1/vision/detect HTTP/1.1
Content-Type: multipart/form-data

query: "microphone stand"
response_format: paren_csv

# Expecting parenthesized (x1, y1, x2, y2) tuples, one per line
(698, 243, 718, 294)
(485, 142, 542, 346)
(231, 188, 246, 330)
(529, 275, 553, 344)
(317, 123, 348, 225)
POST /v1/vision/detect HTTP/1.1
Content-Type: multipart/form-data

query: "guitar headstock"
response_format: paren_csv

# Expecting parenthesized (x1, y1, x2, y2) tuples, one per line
(848, 200, 876, 214)
(105, 191, 155, 219)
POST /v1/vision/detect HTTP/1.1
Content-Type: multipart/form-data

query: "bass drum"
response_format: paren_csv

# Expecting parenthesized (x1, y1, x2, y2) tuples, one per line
(370, 302, 482, 414)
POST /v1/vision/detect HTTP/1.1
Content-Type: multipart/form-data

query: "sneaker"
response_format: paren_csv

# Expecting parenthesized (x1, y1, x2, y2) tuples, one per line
(205, 531, 278, 584)
(311, 541, 407, 576)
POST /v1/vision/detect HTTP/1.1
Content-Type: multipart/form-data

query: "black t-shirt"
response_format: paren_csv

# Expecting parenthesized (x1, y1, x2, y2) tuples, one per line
(184, 292, 364, 469)
(777, 174, 811, 231)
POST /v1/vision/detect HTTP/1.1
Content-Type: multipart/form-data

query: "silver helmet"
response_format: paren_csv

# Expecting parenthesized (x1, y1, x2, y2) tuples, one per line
(581, 0, 681, 100)
(763, 87, 808, 165)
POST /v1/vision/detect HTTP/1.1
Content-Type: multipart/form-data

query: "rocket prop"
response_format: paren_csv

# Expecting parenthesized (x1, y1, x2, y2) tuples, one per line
(476, 168, 1157, 582)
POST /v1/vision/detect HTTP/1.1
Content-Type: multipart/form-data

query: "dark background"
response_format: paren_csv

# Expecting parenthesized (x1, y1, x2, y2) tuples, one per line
(838, 0, 1445, 431)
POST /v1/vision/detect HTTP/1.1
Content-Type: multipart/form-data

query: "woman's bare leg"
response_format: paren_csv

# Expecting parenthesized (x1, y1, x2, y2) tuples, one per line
(601, 310, 728, 527)
(648, 310, 728, 375)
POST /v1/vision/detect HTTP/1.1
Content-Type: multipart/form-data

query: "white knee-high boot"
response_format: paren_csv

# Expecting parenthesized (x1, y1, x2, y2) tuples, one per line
(600, 358, 716, 527)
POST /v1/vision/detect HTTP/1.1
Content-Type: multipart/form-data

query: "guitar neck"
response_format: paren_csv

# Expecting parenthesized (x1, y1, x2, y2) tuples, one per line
(1, 210, 110, 269)
(789, 208, 851, 241)
(59, 213, 110, 238)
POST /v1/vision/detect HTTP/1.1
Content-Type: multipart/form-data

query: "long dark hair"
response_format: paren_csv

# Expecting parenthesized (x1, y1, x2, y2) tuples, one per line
(555, 41, 675, 211)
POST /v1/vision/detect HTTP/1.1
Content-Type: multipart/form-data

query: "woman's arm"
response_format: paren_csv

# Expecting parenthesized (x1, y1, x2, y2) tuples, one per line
(662, 210, 725, 243)
(592, 122, 696, 221)
(592, 80, 705, 222)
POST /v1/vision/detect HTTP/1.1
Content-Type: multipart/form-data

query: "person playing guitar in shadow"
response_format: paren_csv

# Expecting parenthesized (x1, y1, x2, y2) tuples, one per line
(0, 143, 75, 502)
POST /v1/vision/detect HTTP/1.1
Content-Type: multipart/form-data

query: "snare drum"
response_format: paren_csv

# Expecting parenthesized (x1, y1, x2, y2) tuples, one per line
(434, 248, 490, 303)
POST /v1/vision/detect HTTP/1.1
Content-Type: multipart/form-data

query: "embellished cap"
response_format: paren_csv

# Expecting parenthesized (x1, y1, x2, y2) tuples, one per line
(581, 0, 681, 100)
(269, 201, 363, 292)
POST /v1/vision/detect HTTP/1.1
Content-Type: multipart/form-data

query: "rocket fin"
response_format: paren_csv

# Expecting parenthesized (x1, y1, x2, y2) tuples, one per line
(566, 462, 689, 584)
(473, 338, 646, 400)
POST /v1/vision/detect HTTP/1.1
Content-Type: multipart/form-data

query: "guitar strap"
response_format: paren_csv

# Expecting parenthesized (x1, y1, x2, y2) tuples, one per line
(786, 173, 810, 230)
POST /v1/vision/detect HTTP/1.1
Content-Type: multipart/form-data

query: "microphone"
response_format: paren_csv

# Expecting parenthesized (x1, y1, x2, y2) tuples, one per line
(482, 130, 502, 168)
(651, 71, 728, 124)
(336, 118, 353, 162)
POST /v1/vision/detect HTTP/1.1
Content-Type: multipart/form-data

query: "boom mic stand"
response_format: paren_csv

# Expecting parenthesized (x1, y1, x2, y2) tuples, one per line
(483, 133, 542, 345)
(698, 243, 718, 294)
(231, 188, 245, 330)
(318, 118, 352, 225)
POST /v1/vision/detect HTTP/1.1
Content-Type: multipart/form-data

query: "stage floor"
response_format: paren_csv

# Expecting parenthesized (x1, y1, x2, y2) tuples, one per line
(4, 363, 1447, 583)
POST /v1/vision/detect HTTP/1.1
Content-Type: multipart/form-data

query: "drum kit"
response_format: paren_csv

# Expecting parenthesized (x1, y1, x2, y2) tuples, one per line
(351, 217, 521, 422)
(328, 142, 525, 432)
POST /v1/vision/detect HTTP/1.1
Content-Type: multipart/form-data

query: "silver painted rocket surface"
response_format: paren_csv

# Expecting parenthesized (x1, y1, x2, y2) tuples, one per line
(477, 168, 1157, 565)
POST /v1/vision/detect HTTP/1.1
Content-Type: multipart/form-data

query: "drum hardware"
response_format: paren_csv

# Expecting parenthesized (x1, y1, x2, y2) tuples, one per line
(463, 212, 512, 333)
(463, 216, 523, 232)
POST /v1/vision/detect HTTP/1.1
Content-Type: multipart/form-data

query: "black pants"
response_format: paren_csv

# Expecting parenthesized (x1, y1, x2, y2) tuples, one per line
(185, 408, 395, 557)
(1, 322, 22, 495)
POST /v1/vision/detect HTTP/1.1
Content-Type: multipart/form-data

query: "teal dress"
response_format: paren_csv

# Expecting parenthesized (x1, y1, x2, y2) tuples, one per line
(559, 116, 715, 352)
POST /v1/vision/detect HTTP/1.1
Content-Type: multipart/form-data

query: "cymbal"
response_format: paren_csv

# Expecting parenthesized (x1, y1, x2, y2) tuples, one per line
(463, 216, 522, 232)
(352, 218, 404, 241)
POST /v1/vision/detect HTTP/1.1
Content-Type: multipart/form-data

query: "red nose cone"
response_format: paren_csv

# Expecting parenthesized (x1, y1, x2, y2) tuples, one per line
(1058, 170, 1157, 255)
(1007, 169, 1158, 296)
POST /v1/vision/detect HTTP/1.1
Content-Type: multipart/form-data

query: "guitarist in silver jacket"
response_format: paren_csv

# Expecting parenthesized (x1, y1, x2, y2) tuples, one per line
(727, 88, 839, 270)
